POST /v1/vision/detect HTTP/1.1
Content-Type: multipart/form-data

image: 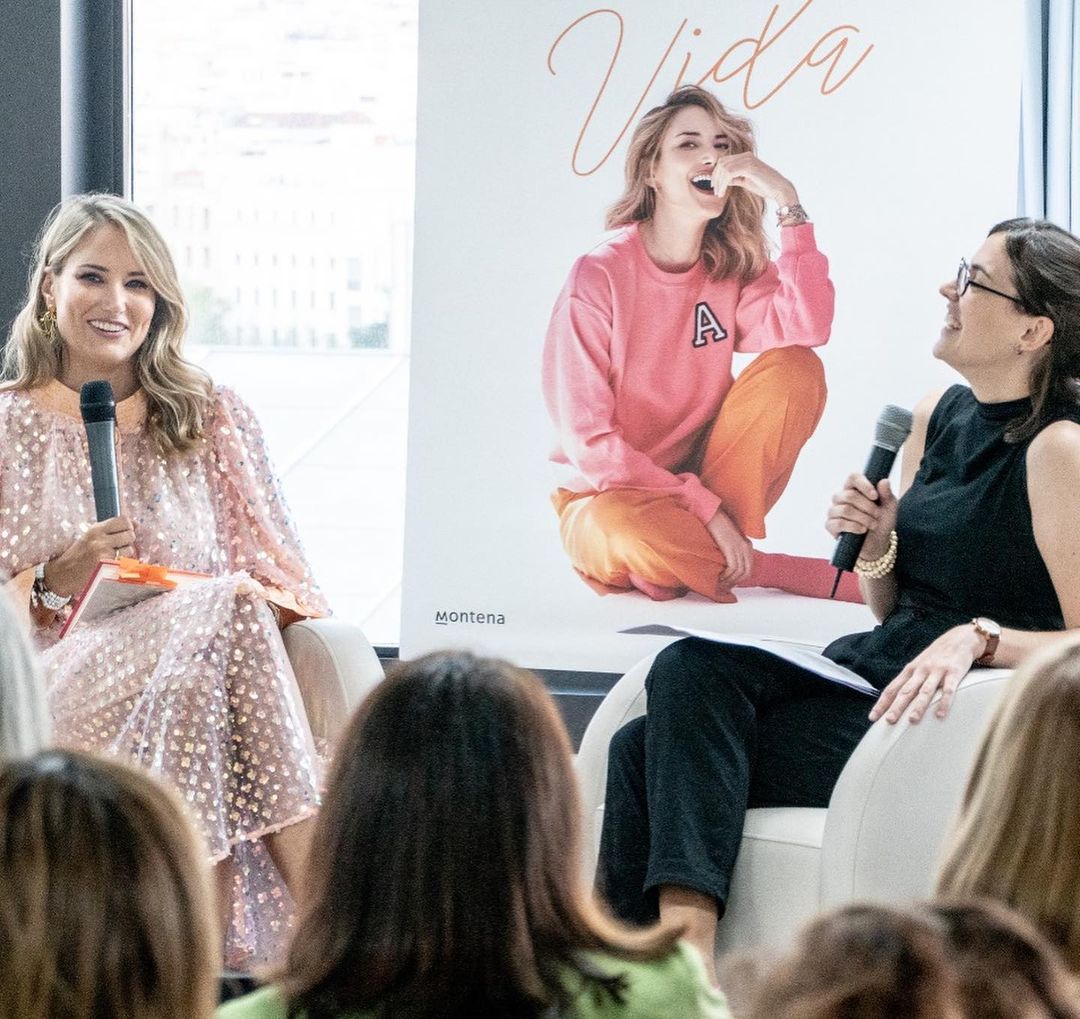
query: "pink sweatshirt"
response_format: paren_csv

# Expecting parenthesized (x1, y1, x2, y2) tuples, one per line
(542, 222, 834, 523)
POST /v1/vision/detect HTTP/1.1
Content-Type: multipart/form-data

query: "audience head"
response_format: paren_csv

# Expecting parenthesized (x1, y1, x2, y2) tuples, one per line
(284, 650, 677, 1017)
(746, 903, 966, 1018)
(606, 84, 767, 281)
(0, 594, 49, 759)
(0, 749, 217, 1019)
(937, 635, 1080, 970)
(926, 899, 1080, 1018)
(4, 192, 211, 451)
(986, 218, 1080, 440)
(748, 899, 1080, 1019)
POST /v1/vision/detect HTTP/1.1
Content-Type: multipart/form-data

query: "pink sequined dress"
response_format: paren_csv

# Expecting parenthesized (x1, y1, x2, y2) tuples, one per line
(0, 380, 329, 968)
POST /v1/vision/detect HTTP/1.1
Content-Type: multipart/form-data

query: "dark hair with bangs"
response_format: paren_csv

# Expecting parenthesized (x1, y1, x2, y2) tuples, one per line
(280, 650, 679, 1019)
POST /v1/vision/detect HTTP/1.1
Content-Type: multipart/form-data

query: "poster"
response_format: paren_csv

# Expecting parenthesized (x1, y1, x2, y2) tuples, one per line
(402, 0, 1022, 672)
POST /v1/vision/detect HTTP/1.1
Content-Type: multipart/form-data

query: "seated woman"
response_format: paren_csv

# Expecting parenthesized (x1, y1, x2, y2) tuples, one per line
(746, 900, 1080, 1018)
(0, 749, 218, 1019)
(0, 593, 50, 759)
(220, 651, 731, 1019)
(597, 218, 1080, 976)
(0, 193, 329, 967)
(543, 84, 849, 604)
(937, 635, 1080, 970)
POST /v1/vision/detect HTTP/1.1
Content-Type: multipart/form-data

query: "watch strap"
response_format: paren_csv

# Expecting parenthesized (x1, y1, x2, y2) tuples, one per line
(971, 617, 1000, 667)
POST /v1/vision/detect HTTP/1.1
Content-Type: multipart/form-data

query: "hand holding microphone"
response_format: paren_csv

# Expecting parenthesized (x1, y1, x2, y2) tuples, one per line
(42, 517, 137, 599)
(826, 474, 899, 559)
(38, 381, 136, 601)
(827, 404, 913, 596)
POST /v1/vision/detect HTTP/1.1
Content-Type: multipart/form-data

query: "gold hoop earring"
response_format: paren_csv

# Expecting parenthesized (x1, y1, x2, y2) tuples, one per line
(39, 309, 58, 343)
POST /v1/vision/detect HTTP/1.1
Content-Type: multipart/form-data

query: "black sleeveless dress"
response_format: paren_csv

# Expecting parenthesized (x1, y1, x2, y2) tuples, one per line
(825, 384, 1076, 689)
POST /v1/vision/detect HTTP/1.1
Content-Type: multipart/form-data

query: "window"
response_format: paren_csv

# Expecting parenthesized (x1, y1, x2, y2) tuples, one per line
(132, 0, 417, 645)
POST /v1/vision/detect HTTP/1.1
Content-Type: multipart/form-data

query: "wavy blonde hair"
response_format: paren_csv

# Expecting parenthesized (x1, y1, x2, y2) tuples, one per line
(2, 193, 213, 452)
(606, 85, 768, 282)
(937, 636, 1080, 971)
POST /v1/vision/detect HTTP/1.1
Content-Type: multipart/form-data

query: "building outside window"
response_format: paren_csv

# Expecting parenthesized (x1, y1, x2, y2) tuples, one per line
(132, 0, 417, 644)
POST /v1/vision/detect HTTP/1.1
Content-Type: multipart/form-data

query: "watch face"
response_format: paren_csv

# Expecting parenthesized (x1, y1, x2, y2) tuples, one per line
(977, 617, 1002, 638)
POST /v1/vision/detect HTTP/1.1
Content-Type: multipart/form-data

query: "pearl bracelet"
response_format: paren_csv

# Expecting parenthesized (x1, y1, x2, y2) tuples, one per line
(854, 530, 898, 579)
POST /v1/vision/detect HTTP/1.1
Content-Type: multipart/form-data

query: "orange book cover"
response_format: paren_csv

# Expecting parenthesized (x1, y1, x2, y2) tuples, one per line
(59, 557, 210, 638)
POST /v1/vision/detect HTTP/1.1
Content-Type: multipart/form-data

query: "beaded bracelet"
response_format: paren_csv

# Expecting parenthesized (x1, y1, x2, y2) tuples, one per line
(854, 529, 898, 579)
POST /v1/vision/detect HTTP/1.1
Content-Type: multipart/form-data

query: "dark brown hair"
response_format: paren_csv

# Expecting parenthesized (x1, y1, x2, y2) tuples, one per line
(748, 899, 1080, 1019)
(926, 899, 1080, 1018)
(747, 903, 965, 1019)
(282, 651, 679, 1018)
(606, 85, 768, 282)
(0, 750, 218, 1019)
(988, 218, 1080, 442)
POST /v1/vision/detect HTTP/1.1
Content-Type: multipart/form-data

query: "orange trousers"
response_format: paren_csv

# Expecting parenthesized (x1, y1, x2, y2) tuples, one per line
(553, 346, 837, 602)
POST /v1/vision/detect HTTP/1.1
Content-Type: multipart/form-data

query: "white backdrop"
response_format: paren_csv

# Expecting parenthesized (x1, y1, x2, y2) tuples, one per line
(401, 0, 1022, 671)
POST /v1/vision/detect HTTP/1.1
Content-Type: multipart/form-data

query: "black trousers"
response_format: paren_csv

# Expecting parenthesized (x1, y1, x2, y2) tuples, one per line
(596, 637, 875, 925)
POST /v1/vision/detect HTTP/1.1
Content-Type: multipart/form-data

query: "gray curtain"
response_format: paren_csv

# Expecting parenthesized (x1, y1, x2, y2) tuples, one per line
(1020, 0, 1080, 225)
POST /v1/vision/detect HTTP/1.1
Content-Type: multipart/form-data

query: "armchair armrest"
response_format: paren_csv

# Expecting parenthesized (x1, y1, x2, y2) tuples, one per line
(819, 667, 1011, 907)
(282, 617, 384, 747)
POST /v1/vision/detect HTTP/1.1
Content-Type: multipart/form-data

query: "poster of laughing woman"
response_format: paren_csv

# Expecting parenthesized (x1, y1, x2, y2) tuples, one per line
(402, 0, 1021, 672)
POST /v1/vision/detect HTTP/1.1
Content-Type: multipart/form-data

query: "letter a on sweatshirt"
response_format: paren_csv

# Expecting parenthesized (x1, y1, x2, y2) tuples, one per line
(693, 302, 728, 347)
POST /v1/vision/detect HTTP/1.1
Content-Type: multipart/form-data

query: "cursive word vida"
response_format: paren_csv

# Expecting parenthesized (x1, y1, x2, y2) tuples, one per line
(547, 2, 875, 176)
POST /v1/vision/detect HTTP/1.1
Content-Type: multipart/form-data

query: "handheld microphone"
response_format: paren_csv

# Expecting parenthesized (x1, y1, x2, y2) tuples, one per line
(79, 380, 121, 521)
(829, 404, 914, 597)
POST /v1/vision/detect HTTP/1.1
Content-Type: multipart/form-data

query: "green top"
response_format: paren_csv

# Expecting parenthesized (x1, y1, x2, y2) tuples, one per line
(217, 942, 731, 1019)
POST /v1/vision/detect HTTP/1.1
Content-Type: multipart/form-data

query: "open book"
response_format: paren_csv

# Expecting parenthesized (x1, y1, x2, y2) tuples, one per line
(60, 558, 210, 637)
(620, 624, 877, 697)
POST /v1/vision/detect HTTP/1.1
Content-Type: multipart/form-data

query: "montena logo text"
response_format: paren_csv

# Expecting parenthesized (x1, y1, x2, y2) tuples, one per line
(435, 610, 506, 625)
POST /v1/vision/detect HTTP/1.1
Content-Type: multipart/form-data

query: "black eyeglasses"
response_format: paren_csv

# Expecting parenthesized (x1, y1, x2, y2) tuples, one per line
(956, 259, 1024, 306)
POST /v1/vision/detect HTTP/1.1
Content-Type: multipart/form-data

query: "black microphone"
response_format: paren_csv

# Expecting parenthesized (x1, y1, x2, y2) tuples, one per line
(79, 380, 121, 522)
(829, 404, 914, 598)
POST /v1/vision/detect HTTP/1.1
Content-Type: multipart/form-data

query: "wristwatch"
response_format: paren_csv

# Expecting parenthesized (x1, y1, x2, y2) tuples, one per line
(776, 202, 809, 227)
(32, 562, 72, 612)
(971, 617, 1001, 666)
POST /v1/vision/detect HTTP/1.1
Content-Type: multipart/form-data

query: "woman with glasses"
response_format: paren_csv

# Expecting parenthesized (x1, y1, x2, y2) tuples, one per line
(543, 84, 841, 604)
(598, 218, 1080, 979)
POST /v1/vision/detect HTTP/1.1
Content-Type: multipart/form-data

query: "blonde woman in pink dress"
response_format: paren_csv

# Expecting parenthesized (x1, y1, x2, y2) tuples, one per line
(0, 193, 328, 969)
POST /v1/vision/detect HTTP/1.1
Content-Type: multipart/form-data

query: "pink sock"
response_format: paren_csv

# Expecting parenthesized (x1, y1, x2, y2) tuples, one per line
(745, 551, 864, 603)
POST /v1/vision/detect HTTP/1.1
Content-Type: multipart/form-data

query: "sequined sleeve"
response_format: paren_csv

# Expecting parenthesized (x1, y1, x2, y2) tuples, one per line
(0, 395, 40, 631)
(208, 387, 329, 618)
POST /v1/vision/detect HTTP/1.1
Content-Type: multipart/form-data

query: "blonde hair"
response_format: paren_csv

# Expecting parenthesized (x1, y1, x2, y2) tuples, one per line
(0, 594, 50, 759)
(2, 193, 213, 453)
(937, 636, 1080, 970)
(0, 750, 218, 1019)
(606, 85, 769, 282)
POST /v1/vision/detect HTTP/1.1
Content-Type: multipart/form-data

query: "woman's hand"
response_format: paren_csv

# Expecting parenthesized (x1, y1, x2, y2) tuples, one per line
(705, 507, 753, 587)
(711, 153, 798, 206)
(869, 625, 986, 724)
(825, 474, 898, 560)
(43, 516, 137, 599)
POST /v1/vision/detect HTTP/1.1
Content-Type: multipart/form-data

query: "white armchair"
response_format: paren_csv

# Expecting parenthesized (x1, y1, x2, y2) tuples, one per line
(282, 617, 385, 747)
(576, 643, 1010, 957)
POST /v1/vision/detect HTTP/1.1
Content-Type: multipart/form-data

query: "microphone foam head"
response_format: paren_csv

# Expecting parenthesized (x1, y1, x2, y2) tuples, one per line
(79, 380, 117, 424)
(875, 404, 914, 452)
